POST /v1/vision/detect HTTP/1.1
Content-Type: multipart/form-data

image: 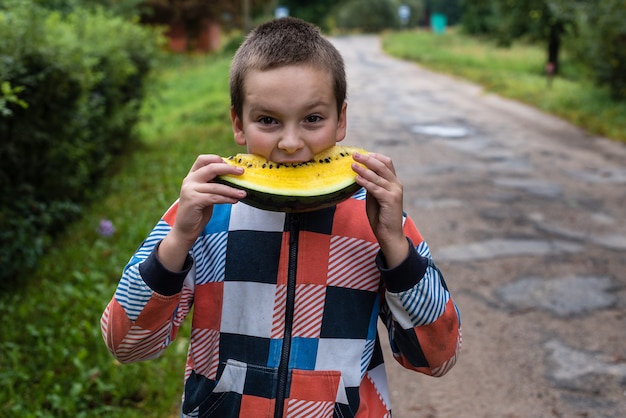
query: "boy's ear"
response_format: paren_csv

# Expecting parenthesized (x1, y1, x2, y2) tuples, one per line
(230, 107, 246, 146)
(335, 101, 348, 143)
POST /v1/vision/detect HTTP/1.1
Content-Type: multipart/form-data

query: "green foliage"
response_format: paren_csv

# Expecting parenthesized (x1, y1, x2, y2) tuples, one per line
(30, 0, 147, 18)
(0, 52, 242, 417)
(460, 0, 570, 42)
(0, 1, 162, 285)
(280, 0, 345, 29)
(457, 0, 626, 100)
(335, 0, 401, 33)
(382, 29, 626, 142)
(567, 0, 626, 100)
(459, 0, 496, 35)
(0, 81, 28, 116)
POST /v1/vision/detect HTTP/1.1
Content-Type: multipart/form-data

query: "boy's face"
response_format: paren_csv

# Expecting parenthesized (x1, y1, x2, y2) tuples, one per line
(230, 64, 347, 163)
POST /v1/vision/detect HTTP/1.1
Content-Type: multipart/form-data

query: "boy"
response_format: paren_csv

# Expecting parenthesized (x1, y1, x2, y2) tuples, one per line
(102, 17, 461, 418)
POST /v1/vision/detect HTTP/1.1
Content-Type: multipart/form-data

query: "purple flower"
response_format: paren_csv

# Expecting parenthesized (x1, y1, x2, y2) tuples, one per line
(98, 219, 115, 237)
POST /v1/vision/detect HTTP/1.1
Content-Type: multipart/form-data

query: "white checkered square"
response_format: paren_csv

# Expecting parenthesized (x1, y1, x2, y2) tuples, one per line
(220, 282, 276, 338)
(228, 203, 285, 232)
(315, 338, 367, 387)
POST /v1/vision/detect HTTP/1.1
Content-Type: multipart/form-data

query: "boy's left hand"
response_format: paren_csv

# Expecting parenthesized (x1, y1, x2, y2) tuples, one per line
(352, 152, 409, 268)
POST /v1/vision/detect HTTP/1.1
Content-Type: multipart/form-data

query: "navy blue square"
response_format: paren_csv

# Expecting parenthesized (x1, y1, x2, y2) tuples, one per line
(285, 208, 335, 235)
(243, 363, 279, 399)
(391, 325, 428, 367)
(218, 333, 272, 375)
(198, 391, 241, 417)
(320, 287, 377, 339)
(225, 230, 282, 284)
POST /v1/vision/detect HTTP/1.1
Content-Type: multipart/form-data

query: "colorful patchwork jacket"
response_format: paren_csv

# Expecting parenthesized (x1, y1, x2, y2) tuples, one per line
(101, 189, 461, 417)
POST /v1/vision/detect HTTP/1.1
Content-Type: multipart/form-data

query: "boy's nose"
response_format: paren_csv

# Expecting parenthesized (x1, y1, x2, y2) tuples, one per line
(278, 127, 303, 154)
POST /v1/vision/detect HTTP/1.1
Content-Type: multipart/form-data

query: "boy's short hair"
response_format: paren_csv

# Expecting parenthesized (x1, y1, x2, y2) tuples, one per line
(230, 17, 347, 119)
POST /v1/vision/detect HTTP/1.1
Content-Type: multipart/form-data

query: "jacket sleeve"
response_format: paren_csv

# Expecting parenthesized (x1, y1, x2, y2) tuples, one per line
(377, 216, 461, 377)
(100, 202, 194, 363)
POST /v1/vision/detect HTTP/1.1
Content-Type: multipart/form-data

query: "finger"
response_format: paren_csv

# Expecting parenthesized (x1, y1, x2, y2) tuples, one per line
(189, 154, 225, 173)
(353, 164, 389, 192)
(353, 152, 397, 179)
(192, 182, 247, 201)
(187, 157, 244, 183)
(352, 157, 391, 190)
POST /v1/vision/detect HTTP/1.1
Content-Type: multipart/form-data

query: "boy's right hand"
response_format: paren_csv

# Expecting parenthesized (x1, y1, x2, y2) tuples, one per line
(158, 155, 246, 272)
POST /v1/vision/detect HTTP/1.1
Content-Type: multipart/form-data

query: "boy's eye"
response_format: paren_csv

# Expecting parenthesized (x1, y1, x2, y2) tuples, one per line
(305, 115, 322, 123)
(259, 117, 277, 125)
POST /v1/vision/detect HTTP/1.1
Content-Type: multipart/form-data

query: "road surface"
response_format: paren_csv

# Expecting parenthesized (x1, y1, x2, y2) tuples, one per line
(333, 35, 626, 418)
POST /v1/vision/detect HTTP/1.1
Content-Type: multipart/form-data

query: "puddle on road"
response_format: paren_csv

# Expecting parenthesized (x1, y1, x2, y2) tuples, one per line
(410, 124, 470, 138)
(566, 167, 626, 184)
(496, 276, 616, 316)
(441, 137, 491, 154)
(437, 238, 582, 262)
(590, 234, 626, 251)
(544, 338, 626, 383)
(535, 222, 626, 251)
(543, 338, 626, 413)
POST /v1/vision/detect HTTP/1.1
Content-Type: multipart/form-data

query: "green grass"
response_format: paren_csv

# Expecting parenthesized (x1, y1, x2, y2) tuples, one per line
(382, 29, 626, 142)
(0, 53, 244, 417)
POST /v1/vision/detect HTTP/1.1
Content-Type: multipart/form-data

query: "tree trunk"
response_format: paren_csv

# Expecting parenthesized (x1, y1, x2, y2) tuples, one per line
(547, 23, 564, 75)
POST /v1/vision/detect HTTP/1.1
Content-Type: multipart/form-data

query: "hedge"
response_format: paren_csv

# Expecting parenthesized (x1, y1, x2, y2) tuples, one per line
(0, 1, 162, 285)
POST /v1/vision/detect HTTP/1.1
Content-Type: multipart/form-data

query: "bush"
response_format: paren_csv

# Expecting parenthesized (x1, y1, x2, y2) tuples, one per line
(568, 0, 626, 100)
(0, 1, 162, 285)
(336, 0, 401, 33)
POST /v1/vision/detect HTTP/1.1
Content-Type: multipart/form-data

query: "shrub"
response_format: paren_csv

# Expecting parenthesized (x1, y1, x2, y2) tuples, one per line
(0, 1, 162, 285)
(336, 0, 401, 33)
(568, 0, 626, 100)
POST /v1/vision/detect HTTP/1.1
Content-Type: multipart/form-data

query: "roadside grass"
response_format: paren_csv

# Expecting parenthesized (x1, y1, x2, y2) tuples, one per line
(382, 29, 626, 142)
(0, 53, 243, 417)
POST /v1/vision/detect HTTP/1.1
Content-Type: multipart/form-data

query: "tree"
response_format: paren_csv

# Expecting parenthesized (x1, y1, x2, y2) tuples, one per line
(567, 0, 626, 100)
(278, 0, 347, 29)
(335, 0, 399, 32)
(459, 0, 495, 35)
(460, 0, 575, 74)
(459, 0, 626, 100)
(491, 0, 573, 74)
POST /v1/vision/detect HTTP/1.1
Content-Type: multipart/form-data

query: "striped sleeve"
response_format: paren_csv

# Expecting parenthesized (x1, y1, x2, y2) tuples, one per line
(378, 216, 461, 377)
(101, 203, 193, 363)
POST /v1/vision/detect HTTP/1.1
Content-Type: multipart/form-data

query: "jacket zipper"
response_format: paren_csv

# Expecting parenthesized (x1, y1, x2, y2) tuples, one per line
(274, 213, 300, 418)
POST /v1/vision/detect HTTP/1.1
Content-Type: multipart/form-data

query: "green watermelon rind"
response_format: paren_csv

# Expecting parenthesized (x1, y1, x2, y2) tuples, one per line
(215, 177, 362, 213)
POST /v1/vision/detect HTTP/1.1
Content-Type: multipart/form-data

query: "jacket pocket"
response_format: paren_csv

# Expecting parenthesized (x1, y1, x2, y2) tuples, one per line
(193, 359, 278, 418)
(285, 369, 353, 418)
(187, 361, 353, 418)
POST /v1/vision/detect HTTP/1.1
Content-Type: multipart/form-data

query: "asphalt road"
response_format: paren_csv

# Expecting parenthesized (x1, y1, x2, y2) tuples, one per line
(333, 35, 626, 418)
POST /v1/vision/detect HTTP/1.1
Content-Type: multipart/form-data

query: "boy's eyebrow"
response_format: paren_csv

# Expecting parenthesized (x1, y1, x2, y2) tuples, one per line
(247, 99, 333, 114)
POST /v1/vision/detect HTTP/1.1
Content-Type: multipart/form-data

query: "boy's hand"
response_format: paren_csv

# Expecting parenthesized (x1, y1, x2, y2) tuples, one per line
(158, 155, 246, 272)
(352, 152, 409, 268)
